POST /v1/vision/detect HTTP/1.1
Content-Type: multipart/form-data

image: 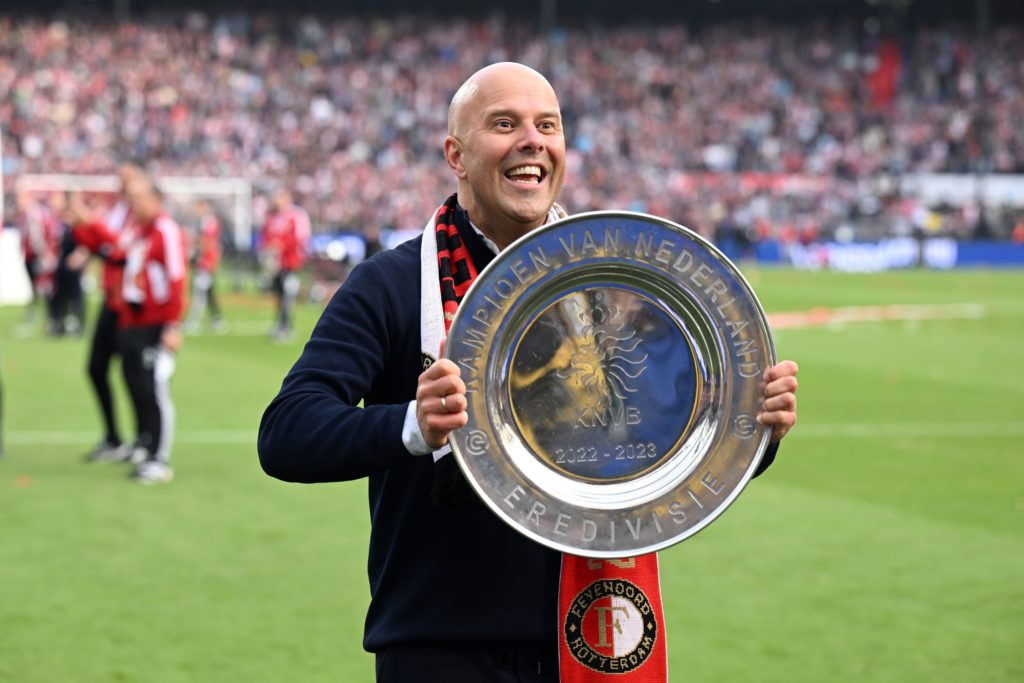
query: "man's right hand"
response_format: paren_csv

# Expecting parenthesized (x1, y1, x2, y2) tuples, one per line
(63, 192, 94, 226)
(415, 346, 469, 449)
(66, 246, 91, 271)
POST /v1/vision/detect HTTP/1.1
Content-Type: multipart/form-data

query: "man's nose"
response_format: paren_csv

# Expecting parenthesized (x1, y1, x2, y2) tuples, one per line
(516, 124, 546, 152)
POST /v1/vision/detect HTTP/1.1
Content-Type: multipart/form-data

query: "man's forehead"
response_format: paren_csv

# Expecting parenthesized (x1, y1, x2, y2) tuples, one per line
(479, 101, 562, 121)
(450, 82, 480, 114)
(474, 68, 556, 104)
(449, 62, 558, 134)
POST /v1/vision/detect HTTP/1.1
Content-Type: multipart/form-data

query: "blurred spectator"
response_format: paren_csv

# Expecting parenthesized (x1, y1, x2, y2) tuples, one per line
(184, 198, 226, 333)
(46, 191, 86, 336)
(71, 179, 188, 483)
(1013, 220, 1024, 243)
(13, 189, 59, 326)
(259, 188, 310, 341)
(70, 162, 144, 462)
(116, 178, 187, 484)
(362, 223, 386, 261)
(2, 15, 1024, 244)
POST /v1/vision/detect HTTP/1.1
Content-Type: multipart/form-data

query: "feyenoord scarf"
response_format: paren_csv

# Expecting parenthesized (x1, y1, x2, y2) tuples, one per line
(420, 195, 669, 681)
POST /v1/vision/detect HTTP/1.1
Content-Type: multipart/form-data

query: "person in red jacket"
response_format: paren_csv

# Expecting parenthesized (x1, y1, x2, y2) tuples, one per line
(184, 198, 226, 333)
(118, 179, 188, 483)
(69, 162, 143, 461)
(14, 189, 59, 327)
(71, 177, 187, 484)
(259, 189, 310, 341)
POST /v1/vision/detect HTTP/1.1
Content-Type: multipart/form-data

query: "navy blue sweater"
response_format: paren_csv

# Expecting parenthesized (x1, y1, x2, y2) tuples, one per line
(258, 221, 778, 653)
(259, 230, 565, 652)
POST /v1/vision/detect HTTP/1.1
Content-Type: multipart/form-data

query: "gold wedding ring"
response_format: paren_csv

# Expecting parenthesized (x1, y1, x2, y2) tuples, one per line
(440, 395, 449, 413)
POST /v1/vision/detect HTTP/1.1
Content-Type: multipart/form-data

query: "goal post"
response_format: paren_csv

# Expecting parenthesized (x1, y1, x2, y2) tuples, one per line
(12, 174, 253, 251)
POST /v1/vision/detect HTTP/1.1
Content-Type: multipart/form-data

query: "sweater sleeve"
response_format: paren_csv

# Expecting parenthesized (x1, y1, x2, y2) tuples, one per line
(752, 441, 780, 478)
(257, 257, 414, 483)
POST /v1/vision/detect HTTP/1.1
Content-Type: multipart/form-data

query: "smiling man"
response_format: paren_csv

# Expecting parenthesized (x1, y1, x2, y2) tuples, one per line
(259, 62, 799, 683)
(443, 62, 567, 250)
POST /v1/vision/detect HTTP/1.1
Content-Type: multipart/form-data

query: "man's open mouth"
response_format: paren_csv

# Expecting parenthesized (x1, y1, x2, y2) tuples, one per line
(504, 164, 546, 185)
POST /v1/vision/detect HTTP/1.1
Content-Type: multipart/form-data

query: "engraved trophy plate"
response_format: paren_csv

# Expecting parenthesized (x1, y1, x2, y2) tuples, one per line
(445, 212, 776, 557)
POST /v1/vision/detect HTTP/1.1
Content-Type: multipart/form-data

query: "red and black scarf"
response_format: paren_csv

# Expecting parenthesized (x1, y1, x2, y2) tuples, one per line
(435, 194, 479, 331)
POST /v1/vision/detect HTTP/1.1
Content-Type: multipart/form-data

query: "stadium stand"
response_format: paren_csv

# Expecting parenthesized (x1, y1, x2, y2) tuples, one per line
(2, 8, 1024, 246)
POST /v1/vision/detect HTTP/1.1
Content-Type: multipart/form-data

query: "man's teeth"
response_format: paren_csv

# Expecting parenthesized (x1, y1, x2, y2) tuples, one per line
(506, 165, 542, 183)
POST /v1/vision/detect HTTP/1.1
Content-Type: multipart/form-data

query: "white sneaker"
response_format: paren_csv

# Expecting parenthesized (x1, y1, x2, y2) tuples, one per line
(133, 461, 174, 485)
(85, 441, 130, 462)
(127, 446, 150, 465)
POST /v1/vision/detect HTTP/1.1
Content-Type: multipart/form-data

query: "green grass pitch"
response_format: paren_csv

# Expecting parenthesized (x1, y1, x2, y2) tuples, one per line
(1, 267, 1022, 682)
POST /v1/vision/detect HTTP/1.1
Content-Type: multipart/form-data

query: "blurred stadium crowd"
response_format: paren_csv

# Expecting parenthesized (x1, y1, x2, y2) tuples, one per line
(3, 13, 1024, 244)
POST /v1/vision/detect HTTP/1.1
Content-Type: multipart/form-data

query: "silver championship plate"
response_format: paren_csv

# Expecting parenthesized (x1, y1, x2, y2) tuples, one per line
(445, 212, 776, 558)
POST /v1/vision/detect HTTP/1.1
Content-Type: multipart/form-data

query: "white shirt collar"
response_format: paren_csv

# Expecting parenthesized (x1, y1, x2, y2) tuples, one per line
(468, 221, 500, 255)
(468, 212, 559, 255)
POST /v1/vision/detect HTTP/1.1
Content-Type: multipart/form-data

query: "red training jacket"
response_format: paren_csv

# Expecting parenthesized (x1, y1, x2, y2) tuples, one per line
(120, 212, 188, 328)
(193, 214, 222, 273)
(72, 218, 135, 313)
(260, 205, 311, 272)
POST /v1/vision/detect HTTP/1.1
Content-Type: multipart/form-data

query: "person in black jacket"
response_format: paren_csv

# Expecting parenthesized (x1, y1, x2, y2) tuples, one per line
(259, 62, 799, 683)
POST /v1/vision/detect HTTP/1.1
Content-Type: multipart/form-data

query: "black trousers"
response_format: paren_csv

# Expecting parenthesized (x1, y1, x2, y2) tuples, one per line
(272, 270, 299, 332)
(50, 268, 85, 335)
(187, 268, 222, 324)
(87, 302, 123, 445)
(375, 645, 559, 683)
(118, 324, 175, 462)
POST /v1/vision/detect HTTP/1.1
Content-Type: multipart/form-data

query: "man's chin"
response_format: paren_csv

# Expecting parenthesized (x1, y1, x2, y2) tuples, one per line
(503, 199, 554, 229)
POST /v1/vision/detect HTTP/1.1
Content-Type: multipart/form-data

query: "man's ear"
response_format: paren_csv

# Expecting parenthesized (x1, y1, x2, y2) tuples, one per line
(444, 136, 467, 179)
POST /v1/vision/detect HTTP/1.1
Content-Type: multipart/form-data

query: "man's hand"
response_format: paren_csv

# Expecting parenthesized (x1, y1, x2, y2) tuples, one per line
(63, 192, 94, 226)
(66, 246, 90, 271)
(757, 360, 799, 443)
(161, 325, 183, 353)
(415, 343, 469, 449)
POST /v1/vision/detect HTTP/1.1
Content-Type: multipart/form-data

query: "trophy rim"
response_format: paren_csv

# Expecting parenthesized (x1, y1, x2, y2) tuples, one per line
(446, 210, 777, 557)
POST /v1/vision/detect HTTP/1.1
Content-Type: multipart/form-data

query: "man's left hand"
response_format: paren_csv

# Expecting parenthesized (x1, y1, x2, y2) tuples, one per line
(758, 360, 799, 443)
(161, 325, 183, 353)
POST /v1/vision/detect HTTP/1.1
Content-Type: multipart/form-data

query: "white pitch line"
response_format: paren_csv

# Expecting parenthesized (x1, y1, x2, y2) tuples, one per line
(6, 423, 1024, 445)
(768, 303, 986, 330)
(184, 320, 289, 337)
(4, 430, 255, 445)
(796, 423, 1024, 438)
(9, 320, 295, 340)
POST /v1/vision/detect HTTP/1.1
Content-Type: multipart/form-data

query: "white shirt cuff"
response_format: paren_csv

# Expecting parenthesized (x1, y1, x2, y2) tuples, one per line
(402, 401, 435, 456)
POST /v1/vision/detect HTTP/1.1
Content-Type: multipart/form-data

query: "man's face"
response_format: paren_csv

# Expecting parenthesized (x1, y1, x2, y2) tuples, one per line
(117, 164, 141, 193)
(48, 191, 67, 213)
(127, 180, 160, 224)
(272, 190, 291, 211)
(15, 192, 33, 212)
(447, 65, 566, 245)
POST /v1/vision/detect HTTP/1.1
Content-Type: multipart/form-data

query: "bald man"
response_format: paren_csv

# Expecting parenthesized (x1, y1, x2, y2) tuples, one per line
(259, 63, 799, 681)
